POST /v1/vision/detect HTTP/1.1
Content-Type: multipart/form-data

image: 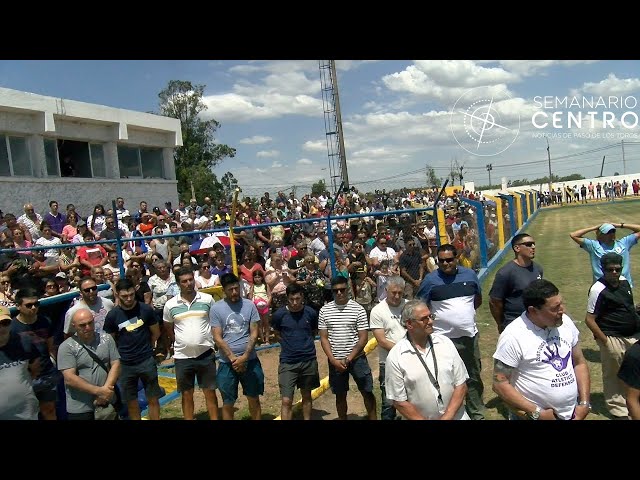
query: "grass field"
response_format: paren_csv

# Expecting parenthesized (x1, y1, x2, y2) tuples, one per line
(158, 198, 640, 420)
(477, 198, 640, 420)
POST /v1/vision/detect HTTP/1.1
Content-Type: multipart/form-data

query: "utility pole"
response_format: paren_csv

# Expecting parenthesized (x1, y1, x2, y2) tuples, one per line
(546, 138, 553, 195)
(486, 163, 493, 187)
(459, 165, 464, 186)
(622, 140, 627, 174)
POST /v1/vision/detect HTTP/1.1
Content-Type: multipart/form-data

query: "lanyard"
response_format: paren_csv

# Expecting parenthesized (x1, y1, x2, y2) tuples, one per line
(410, 336, 444, 408)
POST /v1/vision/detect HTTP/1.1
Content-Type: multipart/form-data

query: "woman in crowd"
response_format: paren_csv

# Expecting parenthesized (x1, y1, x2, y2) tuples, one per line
(87, 204, 107, 237)
(61, 212, 79, 244)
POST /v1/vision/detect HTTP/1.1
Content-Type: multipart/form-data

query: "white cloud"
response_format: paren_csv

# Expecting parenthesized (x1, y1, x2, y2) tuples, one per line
(574, 73, 640, 97)
(239, 135, 273, 145)
(302, 140, 326, 152)
(500, 60, 598, 77)
(271, 161, 283, 168)
(256, 168, 266, 173)
(202, 92, 322, 123)
(256, 150, 279, 158)
(297, 158, 313, 165)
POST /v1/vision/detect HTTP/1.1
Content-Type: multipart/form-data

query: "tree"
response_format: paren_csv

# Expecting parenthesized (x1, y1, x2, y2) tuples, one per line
(311, 179, 326, 196)
(426, 165, 442, 188)
(158, 80, 236, 203)
(220, 172, 239, 202)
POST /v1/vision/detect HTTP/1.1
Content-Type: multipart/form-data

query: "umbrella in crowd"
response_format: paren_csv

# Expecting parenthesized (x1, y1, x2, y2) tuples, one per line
(189, 234, 236, 255)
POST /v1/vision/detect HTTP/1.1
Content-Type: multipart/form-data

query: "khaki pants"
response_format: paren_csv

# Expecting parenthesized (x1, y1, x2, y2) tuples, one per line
(597, 334, 640, 417)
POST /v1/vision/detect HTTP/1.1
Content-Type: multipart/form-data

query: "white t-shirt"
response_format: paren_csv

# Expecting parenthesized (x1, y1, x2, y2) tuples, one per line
(493, 312, 580, 420)
(369, 299, 406, 364)
(386, 334, 470, 420)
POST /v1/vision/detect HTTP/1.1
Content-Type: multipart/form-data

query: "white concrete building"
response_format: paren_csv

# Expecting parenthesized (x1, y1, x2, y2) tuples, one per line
(0, 87, 182, 219)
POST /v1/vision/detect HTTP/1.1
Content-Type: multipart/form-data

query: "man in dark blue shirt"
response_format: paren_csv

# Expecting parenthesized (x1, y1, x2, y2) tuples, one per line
(104, 278, 162, 420)
(271, 283, 319, 420)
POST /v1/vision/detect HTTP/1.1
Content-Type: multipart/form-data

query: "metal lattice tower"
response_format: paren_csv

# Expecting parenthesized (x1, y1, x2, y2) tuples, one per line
(319, 60, 349, 195)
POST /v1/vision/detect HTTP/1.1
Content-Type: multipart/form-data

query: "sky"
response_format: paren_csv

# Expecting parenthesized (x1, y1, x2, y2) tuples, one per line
(2, 59, 640, 197)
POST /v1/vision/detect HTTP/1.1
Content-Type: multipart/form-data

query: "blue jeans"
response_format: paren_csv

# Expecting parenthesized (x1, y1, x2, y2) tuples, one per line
(379, 363, 397, 421)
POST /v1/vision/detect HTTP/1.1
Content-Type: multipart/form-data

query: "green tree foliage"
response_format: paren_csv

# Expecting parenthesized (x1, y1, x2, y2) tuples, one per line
(158, 80, 236, 203)
(426, 165, 442, 188)
(311, 179, 326, 196)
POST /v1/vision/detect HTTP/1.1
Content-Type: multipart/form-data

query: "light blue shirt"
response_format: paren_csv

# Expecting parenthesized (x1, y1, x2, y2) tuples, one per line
(581, 235, 638, 287)
(210, 298, 259, 362)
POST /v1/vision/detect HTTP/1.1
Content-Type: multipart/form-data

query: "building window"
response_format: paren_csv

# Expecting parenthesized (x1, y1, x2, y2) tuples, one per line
(90, 144, 106, 178)
(118, 146, 164, 179)
(44, 138, 60, 176)
(0, 135, 31, 176)
(57, 139, 106, 178)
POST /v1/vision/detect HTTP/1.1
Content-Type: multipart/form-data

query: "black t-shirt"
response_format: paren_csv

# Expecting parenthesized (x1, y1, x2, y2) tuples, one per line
(135, 281, 151, 304)
(489, 260, 544, 325)
(103, 302, 157, 365)
(589, 278, 640, 337)
(288, 254, 306, 270)
(10, 314, 56, 378)
(618, 341, 640, 389)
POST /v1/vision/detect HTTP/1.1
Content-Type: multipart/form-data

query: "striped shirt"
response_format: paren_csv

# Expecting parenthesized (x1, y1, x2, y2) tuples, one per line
(318, 299, 368, 360)
(163, 291, 215, 359)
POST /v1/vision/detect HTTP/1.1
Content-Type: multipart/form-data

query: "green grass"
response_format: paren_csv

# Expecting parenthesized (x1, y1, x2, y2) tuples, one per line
(478, 198, 640, 420)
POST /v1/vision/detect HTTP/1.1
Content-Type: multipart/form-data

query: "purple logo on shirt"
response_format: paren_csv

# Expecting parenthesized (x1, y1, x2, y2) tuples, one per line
(541, 343, 571, 372)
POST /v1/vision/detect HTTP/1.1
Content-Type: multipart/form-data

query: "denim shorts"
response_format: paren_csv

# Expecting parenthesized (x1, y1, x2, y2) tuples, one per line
(217, 358, 264, 405)
(328, 355, 373, 394)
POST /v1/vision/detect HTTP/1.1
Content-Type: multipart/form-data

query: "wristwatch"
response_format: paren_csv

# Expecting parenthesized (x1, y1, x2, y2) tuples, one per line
(578, 400, 592, 410)
(526, 405, 541, 420)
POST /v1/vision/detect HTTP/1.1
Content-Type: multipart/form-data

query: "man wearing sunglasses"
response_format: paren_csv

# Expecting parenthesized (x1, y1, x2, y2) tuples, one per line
(489, 233, 543, 333)
(417, 244, 484, 420)
(318, 276, 377, 420)
(585, 252, 640, 419)
(63, 277, 114, 339)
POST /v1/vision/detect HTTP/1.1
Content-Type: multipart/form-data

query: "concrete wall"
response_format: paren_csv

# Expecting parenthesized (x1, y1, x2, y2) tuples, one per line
(482, 172, 640, 197)
(0, 176, 178, 219)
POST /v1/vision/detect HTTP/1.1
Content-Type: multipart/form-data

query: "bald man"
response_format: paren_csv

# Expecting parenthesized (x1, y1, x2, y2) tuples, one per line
(17, 203, 43, 241)
(57, 308, 121, 420)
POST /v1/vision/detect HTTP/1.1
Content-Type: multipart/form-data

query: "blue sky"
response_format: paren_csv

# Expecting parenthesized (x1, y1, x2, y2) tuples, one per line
(2, 60, 640, 197)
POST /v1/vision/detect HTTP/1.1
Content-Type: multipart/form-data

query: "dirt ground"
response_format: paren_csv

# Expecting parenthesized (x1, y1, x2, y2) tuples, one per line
(165, 335, 381, 420)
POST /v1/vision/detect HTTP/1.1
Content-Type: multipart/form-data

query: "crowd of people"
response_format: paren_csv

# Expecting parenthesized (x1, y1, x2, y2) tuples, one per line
(2, 185, 640, 421)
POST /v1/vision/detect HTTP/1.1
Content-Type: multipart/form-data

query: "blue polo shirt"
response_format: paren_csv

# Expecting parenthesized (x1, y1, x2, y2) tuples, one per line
(416, 266, 481, 338)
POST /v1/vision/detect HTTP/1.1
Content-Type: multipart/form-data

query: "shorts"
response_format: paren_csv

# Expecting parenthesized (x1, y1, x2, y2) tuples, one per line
(253, 297, 269, 315)
(278, 359, 320, 398)
(174, 349, 217, 392)
(328, 355, 373, 395)
(217, 358, 265, 405)
(120, 356, 165, 401)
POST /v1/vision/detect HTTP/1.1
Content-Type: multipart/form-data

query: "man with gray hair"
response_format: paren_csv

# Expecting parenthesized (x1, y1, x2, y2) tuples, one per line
(585, 252, 640, 419)
(385, 299, 470, 420)
(369, 276, 407, 420)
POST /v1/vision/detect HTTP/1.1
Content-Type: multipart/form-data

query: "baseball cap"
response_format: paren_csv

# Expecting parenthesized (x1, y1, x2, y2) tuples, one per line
(0, 305, 11, 321)
(55, 272, 67, 279)
(599, 223, 616, 234)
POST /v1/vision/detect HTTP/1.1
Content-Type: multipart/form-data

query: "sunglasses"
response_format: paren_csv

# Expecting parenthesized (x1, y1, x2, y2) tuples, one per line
(604, 266, 622, 272)
(517, 242, 536, 248)
(82, 286, 98, 293)
(332, 287, 347, 293)
(438, 257, 456, 263)
(23, 301, 40, 309)
(0, 318, 11, 327)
